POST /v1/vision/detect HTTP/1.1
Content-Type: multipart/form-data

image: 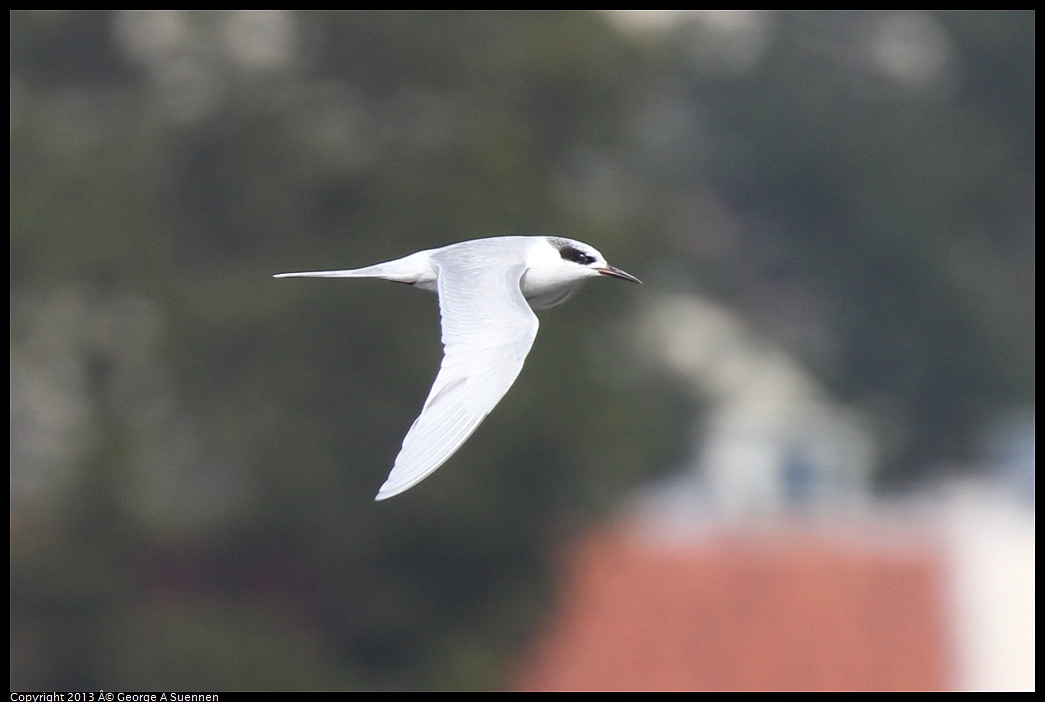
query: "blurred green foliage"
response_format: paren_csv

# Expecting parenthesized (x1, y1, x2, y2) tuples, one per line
(10, 10, 1033, 690)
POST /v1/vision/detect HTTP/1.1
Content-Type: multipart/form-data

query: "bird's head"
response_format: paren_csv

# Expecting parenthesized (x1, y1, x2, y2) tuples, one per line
(522, 237, 641, 309)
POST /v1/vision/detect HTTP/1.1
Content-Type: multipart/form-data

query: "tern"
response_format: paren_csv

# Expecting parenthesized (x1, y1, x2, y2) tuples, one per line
(275, 236, 641, 500)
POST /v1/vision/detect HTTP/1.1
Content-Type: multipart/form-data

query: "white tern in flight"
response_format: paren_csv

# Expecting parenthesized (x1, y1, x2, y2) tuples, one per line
(275, 236, 641, 500)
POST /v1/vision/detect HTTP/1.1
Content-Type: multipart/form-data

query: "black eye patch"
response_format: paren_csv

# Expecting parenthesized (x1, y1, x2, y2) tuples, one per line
(559, 246, 596, 266)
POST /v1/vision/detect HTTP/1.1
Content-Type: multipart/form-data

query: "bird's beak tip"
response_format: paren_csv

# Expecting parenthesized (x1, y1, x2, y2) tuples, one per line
(599, 266, 642, 284)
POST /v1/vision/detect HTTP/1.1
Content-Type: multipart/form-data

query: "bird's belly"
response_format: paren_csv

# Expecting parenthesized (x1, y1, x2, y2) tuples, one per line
(524, 285, 579, 309)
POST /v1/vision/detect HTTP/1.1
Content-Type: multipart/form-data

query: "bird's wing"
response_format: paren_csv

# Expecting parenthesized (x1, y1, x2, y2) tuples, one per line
(374, 261, 538, 500)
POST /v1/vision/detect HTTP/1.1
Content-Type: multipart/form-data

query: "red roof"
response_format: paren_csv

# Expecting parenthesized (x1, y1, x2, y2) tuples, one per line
(513, 520, 951, 692)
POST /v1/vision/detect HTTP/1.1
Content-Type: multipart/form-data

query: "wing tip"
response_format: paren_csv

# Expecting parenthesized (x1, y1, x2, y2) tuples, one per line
(373, 469, 430, 501)
(373, 470, 423, 501)
(373, 486, 398, 501)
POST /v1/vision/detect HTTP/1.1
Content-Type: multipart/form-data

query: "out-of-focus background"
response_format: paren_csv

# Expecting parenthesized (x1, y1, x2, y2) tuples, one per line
(10, 10, 1033, 691)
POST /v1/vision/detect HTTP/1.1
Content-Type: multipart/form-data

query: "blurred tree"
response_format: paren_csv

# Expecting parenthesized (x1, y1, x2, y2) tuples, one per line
(627, 10, 1034, 483)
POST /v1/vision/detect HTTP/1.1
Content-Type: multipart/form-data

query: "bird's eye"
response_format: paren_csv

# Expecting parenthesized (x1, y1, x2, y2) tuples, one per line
(560, 246, 596, 266)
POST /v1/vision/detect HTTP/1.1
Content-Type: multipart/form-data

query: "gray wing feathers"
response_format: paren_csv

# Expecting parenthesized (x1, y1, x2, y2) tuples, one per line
(374, 262, 538, 500)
